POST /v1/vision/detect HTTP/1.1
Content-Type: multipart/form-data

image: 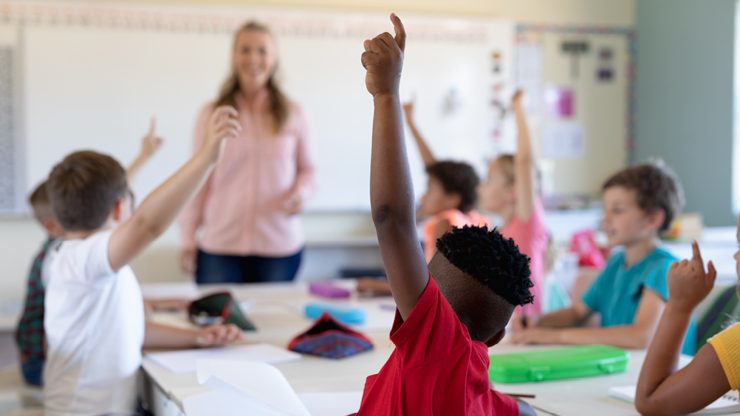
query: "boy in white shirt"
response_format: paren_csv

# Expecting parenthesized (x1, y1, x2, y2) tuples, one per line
(43, 106, 242, 415)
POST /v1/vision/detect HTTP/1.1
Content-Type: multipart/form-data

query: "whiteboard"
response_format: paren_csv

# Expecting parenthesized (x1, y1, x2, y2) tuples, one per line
(16, 2, 513, 211)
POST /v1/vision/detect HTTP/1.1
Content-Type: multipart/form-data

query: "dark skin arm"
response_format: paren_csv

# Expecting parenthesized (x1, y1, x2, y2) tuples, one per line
(362, 14, 428, 320)
(635, 242, 728, 416)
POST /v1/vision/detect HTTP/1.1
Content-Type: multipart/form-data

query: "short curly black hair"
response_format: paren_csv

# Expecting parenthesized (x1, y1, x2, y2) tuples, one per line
(602, 161, 684, 233)
(426, 161, 480, 213)
(436, 225, 534, 306)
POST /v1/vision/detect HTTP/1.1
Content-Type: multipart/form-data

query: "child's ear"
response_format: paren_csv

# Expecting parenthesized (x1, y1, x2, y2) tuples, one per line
(110, 198, 125, 222)
(42, 218, 64, 237)
(485, 328, 506, 347)
(648, 209, 666, 232)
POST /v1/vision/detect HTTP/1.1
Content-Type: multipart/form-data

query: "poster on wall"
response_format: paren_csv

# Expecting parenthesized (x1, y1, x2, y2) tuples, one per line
(541, 121, 585, 159)
(545, 86, 575, 119)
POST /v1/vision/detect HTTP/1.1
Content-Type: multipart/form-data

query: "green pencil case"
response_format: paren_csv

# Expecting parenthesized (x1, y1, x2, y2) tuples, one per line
(489, 345, 628, 383)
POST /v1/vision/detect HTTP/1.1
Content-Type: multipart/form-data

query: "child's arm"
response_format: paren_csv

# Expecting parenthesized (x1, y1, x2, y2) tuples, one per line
(363, 14, 428, 320)
(402, 100, 437, 167)
(512, 288, 665, 348)
(126, 117, 164, 181)
(635, 242, 727, 416)
(531, 301, 593, 328)
(512, 90, 537, 221)
(108, 106, 240, 272)
(144, 321, 241, 349)
(144, 298, 190, 315)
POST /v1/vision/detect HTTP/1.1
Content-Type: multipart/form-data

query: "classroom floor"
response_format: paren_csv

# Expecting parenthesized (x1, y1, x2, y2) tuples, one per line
(0, 332, 42, 416)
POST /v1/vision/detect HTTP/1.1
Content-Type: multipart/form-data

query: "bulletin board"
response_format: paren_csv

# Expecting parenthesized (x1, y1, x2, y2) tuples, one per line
(514, 24, 635, 203)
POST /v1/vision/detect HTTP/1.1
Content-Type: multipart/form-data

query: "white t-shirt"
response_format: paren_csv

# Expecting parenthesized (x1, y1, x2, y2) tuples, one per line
(43, 230, 145, 416)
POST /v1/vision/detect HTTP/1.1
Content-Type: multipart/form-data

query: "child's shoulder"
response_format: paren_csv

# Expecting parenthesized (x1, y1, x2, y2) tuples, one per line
(51, 230, 114, 271)
(643, 246, 678, 268)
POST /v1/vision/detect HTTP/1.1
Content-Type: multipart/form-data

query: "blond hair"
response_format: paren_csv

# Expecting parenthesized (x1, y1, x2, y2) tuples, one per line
(215, 21, 290, 133)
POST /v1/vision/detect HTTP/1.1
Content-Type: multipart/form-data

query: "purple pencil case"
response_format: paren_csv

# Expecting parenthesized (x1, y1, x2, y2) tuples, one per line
(309, 281, 351, 299)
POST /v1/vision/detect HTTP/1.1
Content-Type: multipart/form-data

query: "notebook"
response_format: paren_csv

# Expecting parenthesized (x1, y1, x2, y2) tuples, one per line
(609, 386, 740, 415)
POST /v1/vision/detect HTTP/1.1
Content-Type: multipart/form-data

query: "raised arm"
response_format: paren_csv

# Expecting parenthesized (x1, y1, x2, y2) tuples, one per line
(108, 106, 240, 272)
(402, 100, 436, 167)
(635, 242, 727, 416)
(511, 91, 537, 221)
(178, 106, 213, 274)
(126, 117, 164, 182)
(363, 14, 428, 320)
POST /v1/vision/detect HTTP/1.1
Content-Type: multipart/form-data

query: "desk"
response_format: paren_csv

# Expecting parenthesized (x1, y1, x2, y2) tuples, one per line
(141, 282, 651, 416)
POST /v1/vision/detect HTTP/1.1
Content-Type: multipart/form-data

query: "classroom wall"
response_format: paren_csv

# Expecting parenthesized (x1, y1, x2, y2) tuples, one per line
(140, 0, 635, 26)
(635, 0, 737, 226)
(0, 0, 635, 305)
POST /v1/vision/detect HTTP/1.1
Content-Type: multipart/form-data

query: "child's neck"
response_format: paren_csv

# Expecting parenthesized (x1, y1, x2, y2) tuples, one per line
(622, 236, 660, 268)
(62, 221, 114, 241)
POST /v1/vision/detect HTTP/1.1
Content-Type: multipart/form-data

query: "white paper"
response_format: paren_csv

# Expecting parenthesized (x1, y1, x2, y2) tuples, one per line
(183, 359, 310, 416)
(146, 343, 301, 374)
(609, 386, 740, 415)
(541, 121, 585, 159)
(299, 391, 363, 416)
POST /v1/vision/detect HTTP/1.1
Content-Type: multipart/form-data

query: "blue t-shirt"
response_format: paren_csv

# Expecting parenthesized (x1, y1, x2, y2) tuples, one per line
(582, 247, 697, 355)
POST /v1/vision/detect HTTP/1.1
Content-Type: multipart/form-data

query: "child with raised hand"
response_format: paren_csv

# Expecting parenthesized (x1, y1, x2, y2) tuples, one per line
(635, 235, 737, 415)
(402, 99, 489, 261)
(512, 162, 697, 354)
(126, 117, 164, 181)
(478, 90, 549, 316)
(356, 13, 535, 416)
(42, 106, 242, 416)
(16, 119, 168, 388)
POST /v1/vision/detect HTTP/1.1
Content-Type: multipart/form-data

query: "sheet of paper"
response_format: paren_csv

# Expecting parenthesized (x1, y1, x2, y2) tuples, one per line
(299, 391, 363, 416)
(146, 343, 301, 374)
(609, 386, 740, 415)
(183, 359, 310, 416)
(541, 121, 585, 159)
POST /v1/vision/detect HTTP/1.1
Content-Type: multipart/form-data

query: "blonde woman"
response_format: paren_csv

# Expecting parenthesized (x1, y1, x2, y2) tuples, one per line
(180, 21, 315, 283)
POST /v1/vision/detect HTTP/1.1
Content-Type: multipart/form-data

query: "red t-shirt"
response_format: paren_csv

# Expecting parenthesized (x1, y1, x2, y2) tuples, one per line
(356, 277, 518, 415)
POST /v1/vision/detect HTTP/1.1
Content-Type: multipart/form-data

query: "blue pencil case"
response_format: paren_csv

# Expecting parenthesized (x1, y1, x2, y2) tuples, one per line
(304, 302, 366, 325)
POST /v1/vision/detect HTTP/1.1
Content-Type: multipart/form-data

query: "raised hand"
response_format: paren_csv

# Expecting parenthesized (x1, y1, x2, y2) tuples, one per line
(667, 241, 717, 313)
(140, 117, 164, 158)
(202, 106, 240, 163)
(361, 13, 406, 97)
(402, 99, 415, 121)
(511, 89, 524, 108)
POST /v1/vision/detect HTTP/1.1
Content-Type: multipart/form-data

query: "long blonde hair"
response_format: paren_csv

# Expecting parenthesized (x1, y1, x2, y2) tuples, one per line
(215, 21, 290, 132)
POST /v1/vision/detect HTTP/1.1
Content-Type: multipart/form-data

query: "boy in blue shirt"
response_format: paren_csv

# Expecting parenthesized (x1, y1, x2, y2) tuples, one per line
(513, 162, 697, 354)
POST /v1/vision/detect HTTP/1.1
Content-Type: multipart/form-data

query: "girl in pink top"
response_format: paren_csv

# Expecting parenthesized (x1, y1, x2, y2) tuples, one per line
(180, 21, 315, 283)
(403, 101, 490, 262)
(478, 91, 549, 316)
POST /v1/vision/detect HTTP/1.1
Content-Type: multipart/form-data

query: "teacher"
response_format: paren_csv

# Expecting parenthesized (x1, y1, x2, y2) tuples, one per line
(180, 21, 315, 283)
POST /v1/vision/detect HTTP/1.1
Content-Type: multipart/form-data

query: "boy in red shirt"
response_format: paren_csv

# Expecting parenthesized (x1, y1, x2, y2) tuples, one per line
(357, 14, 536, 415)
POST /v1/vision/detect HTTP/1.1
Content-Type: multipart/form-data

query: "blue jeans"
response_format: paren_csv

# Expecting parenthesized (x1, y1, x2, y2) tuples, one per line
(20, 358, 43, 387)
(195, 248, 303, 284)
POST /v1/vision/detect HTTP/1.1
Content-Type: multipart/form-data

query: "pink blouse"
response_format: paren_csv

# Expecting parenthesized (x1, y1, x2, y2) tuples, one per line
(501, 200, 549, 315)
(180, 91, 315, 257)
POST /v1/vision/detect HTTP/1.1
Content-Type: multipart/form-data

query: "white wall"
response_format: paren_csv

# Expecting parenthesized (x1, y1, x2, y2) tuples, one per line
(0, 0, 635, 306)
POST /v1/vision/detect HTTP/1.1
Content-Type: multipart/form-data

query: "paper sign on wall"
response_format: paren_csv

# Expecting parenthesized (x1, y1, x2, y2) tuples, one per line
(541, 122, 585, 159)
